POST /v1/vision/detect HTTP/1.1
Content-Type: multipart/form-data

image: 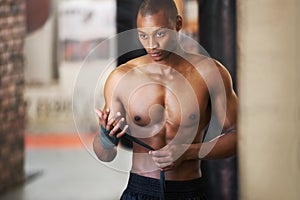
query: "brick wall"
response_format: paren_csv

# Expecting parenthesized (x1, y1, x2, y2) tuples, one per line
(0, 0, 26, 193)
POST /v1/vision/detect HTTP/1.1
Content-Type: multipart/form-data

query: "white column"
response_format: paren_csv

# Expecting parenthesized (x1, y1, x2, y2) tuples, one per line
(237, 0, 300, 199)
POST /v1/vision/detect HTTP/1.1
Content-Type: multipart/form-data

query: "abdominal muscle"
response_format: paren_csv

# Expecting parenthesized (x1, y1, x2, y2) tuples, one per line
(124, 97, 207, 181)
(132, 155, 202, 181)
(129, 123, 204, 181)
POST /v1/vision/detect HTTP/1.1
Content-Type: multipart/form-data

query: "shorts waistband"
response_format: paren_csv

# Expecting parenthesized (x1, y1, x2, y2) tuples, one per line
(126, 173, 206, 197)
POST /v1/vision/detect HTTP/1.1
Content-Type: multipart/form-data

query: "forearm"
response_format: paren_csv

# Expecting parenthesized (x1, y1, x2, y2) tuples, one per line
(185, 132, 237, 160)
(201, 132, 237, 159)
(93, 134, 117, 162)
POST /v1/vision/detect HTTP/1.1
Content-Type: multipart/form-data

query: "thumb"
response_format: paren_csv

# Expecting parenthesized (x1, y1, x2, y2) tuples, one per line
(95, 108, 102, 117)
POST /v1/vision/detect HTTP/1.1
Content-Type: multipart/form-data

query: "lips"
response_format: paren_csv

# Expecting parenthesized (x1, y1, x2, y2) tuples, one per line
(149, 51, 161, 57)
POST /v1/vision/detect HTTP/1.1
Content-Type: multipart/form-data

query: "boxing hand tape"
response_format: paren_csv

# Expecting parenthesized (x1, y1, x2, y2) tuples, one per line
(99, 125, 119, 149)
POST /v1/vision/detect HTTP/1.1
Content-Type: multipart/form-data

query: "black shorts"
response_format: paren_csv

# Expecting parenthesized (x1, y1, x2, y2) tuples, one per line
(120, 173, 208, 200)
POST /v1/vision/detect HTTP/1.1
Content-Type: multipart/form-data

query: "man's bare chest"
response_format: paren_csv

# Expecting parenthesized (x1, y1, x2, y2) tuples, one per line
(117, 68, 209, 129)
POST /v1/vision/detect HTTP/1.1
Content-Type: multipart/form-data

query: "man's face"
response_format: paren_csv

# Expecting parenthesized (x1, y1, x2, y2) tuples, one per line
(137, 10, 178, 62)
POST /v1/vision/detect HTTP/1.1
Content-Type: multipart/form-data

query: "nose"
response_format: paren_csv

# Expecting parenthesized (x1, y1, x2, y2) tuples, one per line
(148, 36, 159, 50)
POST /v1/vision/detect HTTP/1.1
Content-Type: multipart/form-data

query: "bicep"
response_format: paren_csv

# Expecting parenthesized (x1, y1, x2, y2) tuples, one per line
(211, 66, 238, 131)
(217, 90, 238, 130)
(103, 70, 126, 116)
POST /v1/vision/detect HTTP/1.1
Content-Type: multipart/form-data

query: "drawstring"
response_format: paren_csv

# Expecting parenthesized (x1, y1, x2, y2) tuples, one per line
(159, 170, 166, 200)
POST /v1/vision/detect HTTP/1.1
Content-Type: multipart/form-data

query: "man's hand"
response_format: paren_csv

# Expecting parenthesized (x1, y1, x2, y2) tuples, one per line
(95, 108, 128, 139)
(149, 144, 190, 171)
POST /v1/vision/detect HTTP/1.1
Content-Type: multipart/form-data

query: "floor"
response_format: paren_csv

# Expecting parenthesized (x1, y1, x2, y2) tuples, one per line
(0, 134, 133, 200)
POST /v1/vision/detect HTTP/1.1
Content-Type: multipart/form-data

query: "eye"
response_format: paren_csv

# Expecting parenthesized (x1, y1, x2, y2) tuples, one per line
(139, 33, 148, 40)
(156, 31, 166, 38)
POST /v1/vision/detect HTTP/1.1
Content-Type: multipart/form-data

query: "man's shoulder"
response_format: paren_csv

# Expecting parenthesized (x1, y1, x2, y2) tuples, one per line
(109, 55, 148, 78)
(184, 53, 208, 65)
(186, 53, 227, 73)
(184, 53, 232, 85)
(116, 55, 148, 71)
(190, 54, 233, 91)
(125, 55, 149, 66)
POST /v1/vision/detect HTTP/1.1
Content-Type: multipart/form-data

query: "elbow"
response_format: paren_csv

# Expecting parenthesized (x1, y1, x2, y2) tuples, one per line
(227, 133, 238, 157)
(95, 150, 116, 162)
(228, 143, 237, 157)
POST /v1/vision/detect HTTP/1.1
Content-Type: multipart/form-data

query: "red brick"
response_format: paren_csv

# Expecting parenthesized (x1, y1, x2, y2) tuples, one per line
(0, 0, 25, 193)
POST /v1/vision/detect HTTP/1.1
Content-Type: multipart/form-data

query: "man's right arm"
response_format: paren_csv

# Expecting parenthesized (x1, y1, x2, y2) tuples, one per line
(93, 129, 117, 162)
(93, 68, 128, 162)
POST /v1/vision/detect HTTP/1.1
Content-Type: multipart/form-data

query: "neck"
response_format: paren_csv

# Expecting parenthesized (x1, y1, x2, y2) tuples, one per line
(150, 46, 185, 67)
(144, 47, 185, 79)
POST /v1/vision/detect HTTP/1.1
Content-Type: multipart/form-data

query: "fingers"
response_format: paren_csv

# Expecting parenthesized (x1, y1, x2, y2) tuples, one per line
(109, 117, 123, 136)
(153, 159, 172, 169)
(109, 118, 128, 138)
(106, 112, 121, 130)
(149, 150, 174, 169)
(95, 108, 102, 118)
(150, 149, 169, 157)
(116, 125, 129, 138)
(151, 156, 171, 165)
(150, 152, 172, 163)
(94, 108, 119, 129)
(102, 108, 110, 128)
(95, 108, 128, 138)
(95, 108, 108, 128)
(149, 145, 185, 171)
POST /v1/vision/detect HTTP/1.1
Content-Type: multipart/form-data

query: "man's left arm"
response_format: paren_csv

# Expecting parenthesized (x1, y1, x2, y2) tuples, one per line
(187, 62, 238, 160)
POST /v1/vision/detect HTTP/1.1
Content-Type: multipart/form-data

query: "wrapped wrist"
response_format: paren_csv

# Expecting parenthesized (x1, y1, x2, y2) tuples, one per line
(99, 126, 119, 149)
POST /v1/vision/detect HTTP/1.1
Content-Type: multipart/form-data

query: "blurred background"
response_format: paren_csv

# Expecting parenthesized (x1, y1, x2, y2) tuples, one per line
(0, 0, 299, 200)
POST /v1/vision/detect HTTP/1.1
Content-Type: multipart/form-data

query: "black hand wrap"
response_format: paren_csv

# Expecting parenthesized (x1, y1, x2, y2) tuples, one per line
(99, 126, 119, 149)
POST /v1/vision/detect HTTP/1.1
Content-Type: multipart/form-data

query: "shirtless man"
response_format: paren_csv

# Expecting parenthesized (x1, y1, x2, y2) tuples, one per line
(93, 0, 237, 199)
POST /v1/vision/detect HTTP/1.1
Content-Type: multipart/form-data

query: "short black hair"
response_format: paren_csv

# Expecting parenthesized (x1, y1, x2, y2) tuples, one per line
(138, 0, 178, 24)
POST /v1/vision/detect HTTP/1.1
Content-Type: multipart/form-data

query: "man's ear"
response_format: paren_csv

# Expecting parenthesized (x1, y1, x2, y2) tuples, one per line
(176, 15, 183, 31)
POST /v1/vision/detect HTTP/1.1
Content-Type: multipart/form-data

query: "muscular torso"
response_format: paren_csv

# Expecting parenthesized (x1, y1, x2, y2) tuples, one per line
(114, 55, 211, 180)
